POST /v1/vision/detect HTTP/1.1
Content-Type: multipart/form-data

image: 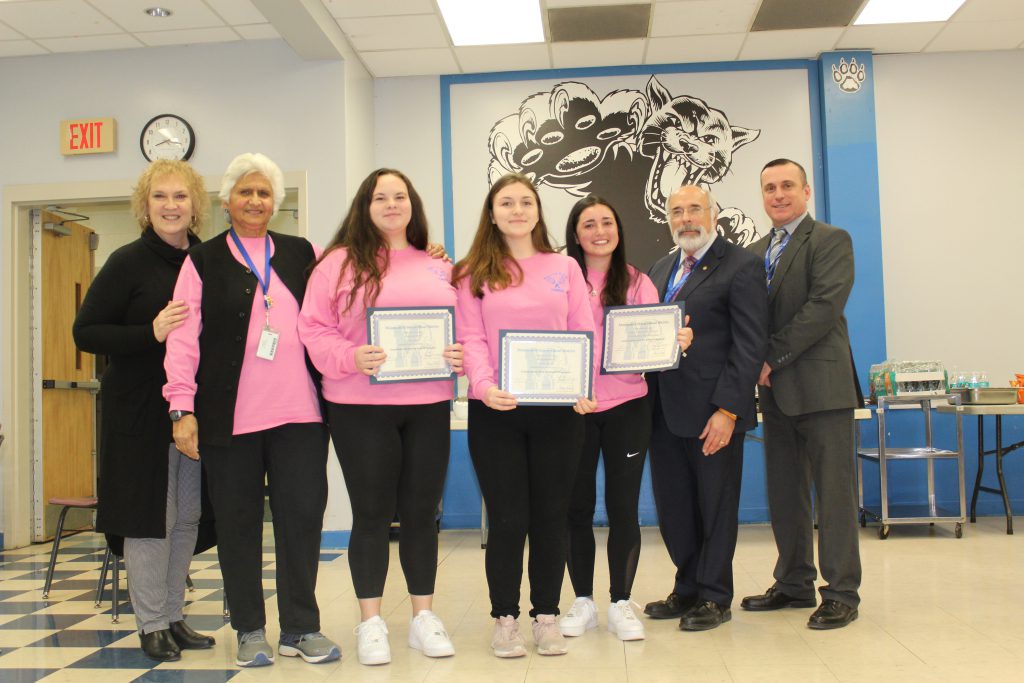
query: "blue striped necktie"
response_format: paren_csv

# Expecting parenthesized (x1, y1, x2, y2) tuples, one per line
(766, 227, 790, 286)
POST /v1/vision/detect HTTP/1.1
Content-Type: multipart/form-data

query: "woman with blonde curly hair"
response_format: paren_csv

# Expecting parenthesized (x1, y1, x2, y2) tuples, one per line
(73, 159, 216, 662)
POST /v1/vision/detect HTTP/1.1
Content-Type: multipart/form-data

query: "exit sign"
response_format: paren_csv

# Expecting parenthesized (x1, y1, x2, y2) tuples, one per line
(60, 118, 116, 155)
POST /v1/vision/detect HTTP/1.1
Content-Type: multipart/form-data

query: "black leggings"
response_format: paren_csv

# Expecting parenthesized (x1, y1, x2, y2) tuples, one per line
(327, 401, 450, 599)
(468, 400, 585, 619)
(567, 396, 651, 602)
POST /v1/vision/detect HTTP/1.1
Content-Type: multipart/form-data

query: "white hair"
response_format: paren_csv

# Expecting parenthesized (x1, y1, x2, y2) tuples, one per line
(219, 153, 285, 215)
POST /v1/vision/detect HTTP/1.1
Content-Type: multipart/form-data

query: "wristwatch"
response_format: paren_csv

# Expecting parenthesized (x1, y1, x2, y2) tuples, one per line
(169, 410, 193, 422)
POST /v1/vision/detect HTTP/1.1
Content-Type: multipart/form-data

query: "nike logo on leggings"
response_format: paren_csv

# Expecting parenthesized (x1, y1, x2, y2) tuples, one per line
(626, 452, 639, 458)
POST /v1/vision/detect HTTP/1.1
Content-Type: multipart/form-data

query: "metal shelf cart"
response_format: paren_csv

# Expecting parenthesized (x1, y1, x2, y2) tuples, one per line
(857, 394, 966, 539)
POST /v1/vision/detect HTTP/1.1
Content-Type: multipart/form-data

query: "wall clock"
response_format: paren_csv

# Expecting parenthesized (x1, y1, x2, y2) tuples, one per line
(140, 114, 195, 161)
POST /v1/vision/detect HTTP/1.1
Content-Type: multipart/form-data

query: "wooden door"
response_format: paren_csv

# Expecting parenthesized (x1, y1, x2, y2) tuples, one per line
(39, 209, 96, 540)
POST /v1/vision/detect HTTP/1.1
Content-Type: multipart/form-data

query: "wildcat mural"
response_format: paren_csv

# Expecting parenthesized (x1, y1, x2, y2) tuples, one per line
(488, 76, 762, 271)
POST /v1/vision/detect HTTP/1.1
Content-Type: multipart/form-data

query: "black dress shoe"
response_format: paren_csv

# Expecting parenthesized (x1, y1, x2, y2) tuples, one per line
(680, 601, 731, 631)
(140, 629, 182, 661)
(807, 600, 858, 630)
(169, 620, 216, 649)
(644, 592, 698, 619)
(740, 586, 816, 611)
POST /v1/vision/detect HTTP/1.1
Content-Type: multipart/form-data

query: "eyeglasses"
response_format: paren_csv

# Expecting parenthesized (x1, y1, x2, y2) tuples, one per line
(671, 205, 709, 218)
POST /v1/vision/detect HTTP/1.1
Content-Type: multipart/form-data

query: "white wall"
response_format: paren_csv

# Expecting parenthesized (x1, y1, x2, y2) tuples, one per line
(875, 50, 1024, 385)
(0, 39, 359, 543)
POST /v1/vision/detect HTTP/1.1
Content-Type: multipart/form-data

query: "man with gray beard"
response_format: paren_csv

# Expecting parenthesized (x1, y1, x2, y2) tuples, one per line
(642, 185, 767, 631)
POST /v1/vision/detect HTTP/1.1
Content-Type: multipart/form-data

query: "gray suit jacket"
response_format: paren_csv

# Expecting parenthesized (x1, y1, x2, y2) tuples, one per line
(748, 215, 860, 417)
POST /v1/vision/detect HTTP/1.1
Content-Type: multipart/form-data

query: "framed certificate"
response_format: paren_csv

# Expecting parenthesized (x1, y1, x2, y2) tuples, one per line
(601, 302, 684, 374)
(498, 330, 594, 405)
(366, 306, 456, 384)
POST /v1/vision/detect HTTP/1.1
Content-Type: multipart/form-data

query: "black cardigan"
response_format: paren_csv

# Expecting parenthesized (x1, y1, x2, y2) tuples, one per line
(73, 228, 214, 552)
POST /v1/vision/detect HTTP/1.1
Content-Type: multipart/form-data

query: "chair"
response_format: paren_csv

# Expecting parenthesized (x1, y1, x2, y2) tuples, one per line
(41, 496, 98, 599)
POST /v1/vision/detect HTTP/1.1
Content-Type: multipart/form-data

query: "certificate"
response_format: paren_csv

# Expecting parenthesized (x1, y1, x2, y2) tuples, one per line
(498, 330, 593, 405)
(366, 306, 455, 384)
(601, 302, 684, 374)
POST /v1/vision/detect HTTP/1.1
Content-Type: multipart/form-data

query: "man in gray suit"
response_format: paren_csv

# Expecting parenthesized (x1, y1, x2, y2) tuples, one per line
(741, 159, 862, 629)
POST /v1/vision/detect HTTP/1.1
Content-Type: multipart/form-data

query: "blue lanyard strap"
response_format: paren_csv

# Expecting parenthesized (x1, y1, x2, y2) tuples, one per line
(662, 251, 702, 303)
(229, 228, 272, 311)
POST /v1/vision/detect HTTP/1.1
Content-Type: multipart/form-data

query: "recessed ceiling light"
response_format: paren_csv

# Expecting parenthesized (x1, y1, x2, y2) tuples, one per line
(144, 7, 173, 18)
(438, 0, 544, 47)
(854, 0, 966, 25)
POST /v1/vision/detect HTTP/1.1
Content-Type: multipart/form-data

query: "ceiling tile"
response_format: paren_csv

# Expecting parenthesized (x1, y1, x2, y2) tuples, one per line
(135, 26, 241, 47)
(234, 23, 279, 40)
(651, 0, 759, 37)
(37, 33, 142, 52)
(203, 0, 267, 25)
(738, 27, 843, 60)
(646, 33, 744, 64)
(0, 39, 48, 56)
(0, 0, 120, 38)
(953, 0, 1024, 22)
(359, 47, 459, 77)
(836, 22, 945, 53)
(551, 38, 645, 68)
(0, 22, 23, 40)
(89, 0, 224, 32)
(324, 0, 435, 20)
(926, 20, 1024, 51)
(547, 0, 650, 6)
(338, 14, 448, 51)
(454, 43, 550, 74)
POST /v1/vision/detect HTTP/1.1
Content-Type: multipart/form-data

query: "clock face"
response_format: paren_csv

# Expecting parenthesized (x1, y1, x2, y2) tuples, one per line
(140, 114, 195, 162)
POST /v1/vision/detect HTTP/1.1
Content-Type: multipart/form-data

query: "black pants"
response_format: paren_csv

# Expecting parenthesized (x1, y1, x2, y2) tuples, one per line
(201, 422, 328, 634)
(649, 403, 744, 607)
(327, 401, 450, 599)
(468, 400, 584, 618)
(567, 396, 650, 602)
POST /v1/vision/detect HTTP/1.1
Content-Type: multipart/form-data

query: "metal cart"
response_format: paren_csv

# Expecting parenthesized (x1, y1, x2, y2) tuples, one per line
(857, 394, 966, 539)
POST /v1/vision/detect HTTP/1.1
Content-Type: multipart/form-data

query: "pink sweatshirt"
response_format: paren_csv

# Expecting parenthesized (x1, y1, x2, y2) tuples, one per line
(456, 251, 596, 400)
(585, 266, 660, 412)
(163, 235, 322, 435)
(298, 246, 457, 405)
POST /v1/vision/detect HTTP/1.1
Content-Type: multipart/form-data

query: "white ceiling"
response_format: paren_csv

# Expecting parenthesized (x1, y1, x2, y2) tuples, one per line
(0, 0, 1021, 76)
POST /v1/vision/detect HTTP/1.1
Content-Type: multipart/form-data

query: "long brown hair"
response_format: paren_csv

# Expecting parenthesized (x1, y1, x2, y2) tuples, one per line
(452, 173, 555, 297)
(316, 169, 429, 313)
(564, 195, 636, 307)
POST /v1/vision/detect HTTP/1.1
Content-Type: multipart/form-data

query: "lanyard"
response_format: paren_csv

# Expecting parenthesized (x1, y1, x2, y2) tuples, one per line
(662, 251, 703, 303)
(229, 228, 272, 314)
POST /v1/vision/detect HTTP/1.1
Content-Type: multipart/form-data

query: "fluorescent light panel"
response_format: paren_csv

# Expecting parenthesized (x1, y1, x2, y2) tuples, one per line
(438, 0, 544, 46)
(855, 0, 966, 25)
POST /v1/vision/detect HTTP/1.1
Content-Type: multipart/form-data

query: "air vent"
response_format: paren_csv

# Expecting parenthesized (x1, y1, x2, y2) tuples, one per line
(548, 3, 652, 42)
(752, 0, 864, 31)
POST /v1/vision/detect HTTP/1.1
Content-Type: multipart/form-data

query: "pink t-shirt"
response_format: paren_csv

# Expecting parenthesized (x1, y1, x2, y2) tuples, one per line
(163, 234, 322, 435)
(585, 266, 660, 412)
(298, 246, 457, 405)
(456, 251, 596, 400)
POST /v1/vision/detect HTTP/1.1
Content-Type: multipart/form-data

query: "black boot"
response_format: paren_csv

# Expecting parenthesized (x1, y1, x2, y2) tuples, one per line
(140, 628, 182, 661)
(169, 620, 216, 649)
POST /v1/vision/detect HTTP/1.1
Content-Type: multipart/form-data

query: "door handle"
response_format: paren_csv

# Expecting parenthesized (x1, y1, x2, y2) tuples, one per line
(41, 379, 101, 390)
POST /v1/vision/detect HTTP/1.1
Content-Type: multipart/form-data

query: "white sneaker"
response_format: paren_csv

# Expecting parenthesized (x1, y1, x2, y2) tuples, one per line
(409, 610, 455, 658)
(354, 615, 391, 665)
(560, 596, 598, 637)
(607, 600, 645, 641)
(491, 615, 527, 658)
(532, 614, 568, 655)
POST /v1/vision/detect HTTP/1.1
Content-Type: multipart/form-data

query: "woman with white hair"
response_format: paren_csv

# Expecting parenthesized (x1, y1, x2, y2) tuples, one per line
(163, 152, 339, 668)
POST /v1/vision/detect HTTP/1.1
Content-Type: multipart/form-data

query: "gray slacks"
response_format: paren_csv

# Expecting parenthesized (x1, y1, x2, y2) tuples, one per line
(760, 387, 862, 607)
(124, 444, 201, 633)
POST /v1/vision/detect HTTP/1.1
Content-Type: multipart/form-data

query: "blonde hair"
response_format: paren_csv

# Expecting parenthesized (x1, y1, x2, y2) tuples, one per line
(130, 159, 210, 234)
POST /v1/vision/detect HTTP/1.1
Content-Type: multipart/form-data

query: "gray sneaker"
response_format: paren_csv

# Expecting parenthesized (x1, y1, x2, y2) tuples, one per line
(279, 631, 341, 663)
(236, 628, 274, 667)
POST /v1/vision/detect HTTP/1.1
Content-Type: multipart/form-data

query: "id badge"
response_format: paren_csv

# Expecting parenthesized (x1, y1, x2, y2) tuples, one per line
(256, 325, 279, 361)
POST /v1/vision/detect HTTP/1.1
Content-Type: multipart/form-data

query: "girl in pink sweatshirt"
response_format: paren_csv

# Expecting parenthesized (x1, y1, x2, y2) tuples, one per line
(559, 195, 692, 642)
(453, 173, 596, 659)
(298, 169, 461, 666)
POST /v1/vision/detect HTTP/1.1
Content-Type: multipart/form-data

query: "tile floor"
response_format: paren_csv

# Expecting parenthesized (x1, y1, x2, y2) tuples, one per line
(1, 517, 1022, 682)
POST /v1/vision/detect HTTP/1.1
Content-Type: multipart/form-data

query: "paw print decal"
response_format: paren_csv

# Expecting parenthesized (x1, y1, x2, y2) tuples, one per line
(832, 57, 866, 93)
